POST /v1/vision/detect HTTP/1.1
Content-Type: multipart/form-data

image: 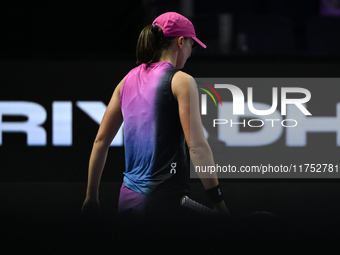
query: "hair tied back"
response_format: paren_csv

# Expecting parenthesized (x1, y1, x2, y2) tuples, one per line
(151, 24, 162, 37)
(136, 24, 174, 64)
(151, 24, 156, 32)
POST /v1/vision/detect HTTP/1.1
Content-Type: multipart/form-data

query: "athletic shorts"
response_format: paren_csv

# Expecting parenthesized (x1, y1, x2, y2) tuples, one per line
(117, 182, 192, 219)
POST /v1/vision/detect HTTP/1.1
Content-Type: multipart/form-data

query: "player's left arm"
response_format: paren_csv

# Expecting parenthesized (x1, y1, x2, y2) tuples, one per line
(172, 71, 230, 214)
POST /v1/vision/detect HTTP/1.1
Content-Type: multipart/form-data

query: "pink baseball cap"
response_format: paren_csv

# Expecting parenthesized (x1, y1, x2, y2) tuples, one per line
(152, 12, 207, 49)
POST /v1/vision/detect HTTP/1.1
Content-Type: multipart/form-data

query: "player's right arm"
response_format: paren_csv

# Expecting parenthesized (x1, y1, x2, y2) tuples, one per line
(172, 71, 230, 214)
(81, 76, 125, 216)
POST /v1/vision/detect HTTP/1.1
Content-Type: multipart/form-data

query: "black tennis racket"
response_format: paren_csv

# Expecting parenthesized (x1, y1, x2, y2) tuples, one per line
(180, 196, 214, 214)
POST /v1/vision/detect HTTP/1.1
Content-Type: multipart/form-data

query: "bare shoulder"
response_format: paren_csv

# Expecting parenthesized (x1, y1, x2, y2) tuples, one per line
(109, 75, 127, 102)
(115, 75, 126, 94)
(172, 71, 197, 100)
(172, 71, 194, 87)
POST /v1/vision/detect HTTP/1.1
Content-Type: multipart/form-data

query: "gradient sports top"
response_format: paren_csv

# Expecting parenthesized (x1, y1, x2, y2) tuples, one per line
(120, 61, 190, 197)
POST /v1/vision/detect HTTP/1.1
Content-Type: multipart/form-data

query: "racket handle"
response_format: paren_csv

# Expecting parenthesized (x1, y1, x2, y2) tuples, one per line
(180, 196, 214, 214)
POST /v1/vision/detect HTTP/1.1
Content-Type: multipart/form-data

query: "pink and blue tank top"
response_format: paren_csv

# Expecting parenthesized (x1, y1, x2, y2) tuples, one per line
(120, 62, 190, 197)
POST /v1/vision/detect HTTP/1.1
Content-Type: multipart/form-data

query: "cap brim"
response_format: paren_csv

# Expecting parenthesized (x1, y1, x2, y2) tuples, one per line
(192, 36, 206, 49)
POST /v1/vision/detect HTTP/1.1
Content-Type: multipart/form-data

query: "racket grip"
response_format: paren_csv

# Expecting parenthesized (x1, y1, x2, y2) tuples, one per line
(180, 196, 214, 214)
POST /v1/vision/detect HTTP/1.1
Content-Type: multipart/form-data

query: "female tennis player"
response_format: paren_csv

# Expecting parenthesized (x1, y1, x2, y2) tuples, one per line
(81, 12, 230, 218)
